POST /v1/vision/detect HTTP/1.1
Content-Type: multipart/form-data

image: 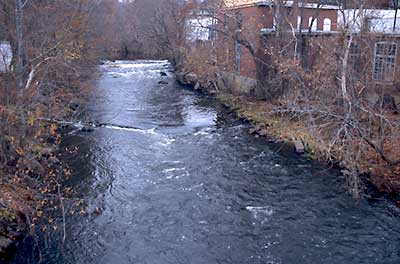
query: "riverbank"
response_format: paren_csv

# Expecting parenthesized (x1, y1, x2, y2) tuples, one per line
(0, 70, 95, 262)
(174, 66, 400, 199)
(12, 59, 400, 263)
(0, 140, 62, 262)
(217, 92, 400, 192)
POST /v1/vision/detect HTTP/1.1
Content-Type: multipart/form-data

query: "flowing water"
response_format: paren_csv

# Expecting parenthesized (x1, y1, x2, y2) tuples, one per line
(12, 61, 400, 264)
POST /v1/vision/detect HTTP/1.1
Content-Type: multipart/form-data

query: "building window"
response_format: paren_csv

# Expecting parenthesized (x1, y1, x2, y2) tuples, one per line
(209, 28, 217, 41)
(349, 41, 362, 78)
(349, 42, 361, 65)
(236, 12, 243, 29)
(323, 18, 331, 31)
(209, 18, 217, 42)
(297, 16, 301, 31)
(234, 41, 241, 73)
(373, 42, 397, 82)
(309, 17, 317, 31)
(223, 14, 228, 30)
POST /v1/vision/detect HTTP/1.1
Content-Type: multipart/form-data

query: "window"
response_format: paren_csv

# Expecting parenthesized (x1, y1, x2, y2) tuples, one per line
(209, 29, 216, 41)
(223, 14, 229, 44)
(273, 11, 282, 31)
(297, 16, 301, 31)
(349, 41, 362, 77)
(373, 42, 397, 82)
(309, 17, 317, 31)
(236, 12, 243, 29)
(349, 42, 361, 64)
(323, 18, 331, 31)
(209, 18, 217, 42)
(234, 41, 241, 73)
(223, 14, 228, 31)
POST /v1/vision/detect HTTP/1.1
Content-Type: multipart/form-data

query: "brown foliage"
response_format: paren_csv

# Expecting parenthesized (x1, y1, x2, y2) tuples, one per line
(0, 0, 102, 254)
(180, 1, 400, 196)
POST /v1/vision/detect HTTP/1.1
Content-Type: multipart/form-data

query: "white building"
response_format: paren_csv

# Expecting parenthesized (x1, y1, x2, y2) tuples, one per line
(186, 11, 217, 42)
(0, 41, 12, 72)
(339, 9, 400, 33)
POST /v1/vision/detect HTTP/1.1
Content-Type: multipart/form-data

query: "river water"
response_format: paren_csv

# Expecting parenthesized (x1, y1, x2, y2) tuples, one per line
(12, 61, 400, 264)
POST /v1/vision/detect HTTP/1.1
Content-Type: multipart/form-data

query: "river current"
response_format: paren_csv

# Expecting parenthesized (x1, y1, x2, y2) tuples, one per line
(12, 61, 400, 264)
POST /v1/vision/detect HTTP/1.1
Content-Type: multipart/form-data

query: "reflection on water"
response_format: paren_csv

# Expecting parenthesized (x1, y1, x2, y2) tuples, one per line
(12, 60, 400, 264)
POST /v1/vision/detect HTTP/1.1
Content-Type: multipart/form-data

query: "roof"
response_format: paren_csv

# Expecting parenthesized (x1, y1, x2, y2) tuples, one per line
(224, 0, 339, 9)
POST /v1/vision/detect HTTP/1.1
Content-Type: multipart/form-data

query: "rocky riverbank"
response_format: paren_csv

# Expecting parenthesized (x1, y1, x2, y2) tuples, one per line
(0, 139, 66, 262)
(0, 182, 36, 262)
(174, 67, 400, 199)
(0, 94, 91, 262)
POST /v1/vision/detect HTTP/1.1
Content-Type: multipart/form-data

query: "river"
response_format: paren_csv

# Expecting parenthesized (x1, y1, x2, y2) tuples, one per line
(12, 60, 400, 264)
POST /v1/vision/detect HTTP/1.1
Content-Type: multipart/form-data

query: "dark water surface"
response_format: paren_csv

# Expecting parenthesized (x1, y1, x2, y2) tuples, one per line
(13, 61, 400, 264)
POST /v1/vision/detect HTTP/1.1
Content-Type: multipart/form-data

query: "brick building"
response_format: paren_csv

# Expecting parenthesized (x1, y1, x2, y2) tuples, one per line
(208, 0, 400, 88)
(216, 0, 339, 79)
(183, 0, 400, 89)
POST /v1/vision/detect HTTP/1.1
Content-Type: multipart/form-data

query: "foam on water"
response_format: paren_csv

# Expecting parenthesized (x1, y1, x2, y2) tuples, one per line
(184, 105, 217, 129)
(246, 206, 274, 223)
(162, 167, 186, 173)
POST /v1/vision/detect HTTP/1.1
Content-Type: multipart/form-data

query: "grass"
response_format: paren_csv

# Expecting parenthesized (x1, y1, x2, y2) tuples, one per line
(216, 91, 400, 195)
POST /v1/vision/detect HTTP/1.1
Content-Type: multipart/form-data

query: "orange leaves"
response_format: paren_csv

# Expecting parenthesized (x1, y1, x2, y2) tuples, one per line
(27, 113, 35, 126)
(25, 105, 44, 127)
(36, 210, 43, 217)
(35, 105, 42, 117)
(49, 123, 58, 136)
(16, 147, 24, 156)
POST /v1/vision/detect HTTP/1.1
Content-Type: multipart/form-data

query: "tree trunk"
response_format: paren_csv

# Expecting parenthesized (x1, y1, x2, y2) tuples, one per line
(14, 0, 26, 137)
(341, 34, 352, 105)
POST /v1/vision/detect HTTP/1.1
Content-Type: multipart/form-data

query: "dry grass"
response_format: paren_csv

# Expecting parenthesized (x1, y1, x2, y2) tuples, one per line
(217, 92, 400, 194)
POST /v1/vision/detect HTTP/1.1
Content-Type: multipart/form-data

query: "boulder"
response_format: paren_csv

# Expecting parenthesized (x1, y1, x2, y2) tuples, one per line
(0, 236, 12, 253)
(379, 93, 398, 114)
(185, 73, 198, 85)
(293, 139, 305, 154)
(175, 71, 186, 84)
(49, 156, 60, 165)
(254, 84, 267, 100)
(232, 75, 242, 95)
(215, 75, 227, 91)
(69, 101, 80, 111)
(258, 129, 268, 136)
(249, 125, 261, 134)
(40, 147, 56, 157)
(341, 169, 351, 176)
(28, 160, 45, 176)
(81, 126, 94, 133)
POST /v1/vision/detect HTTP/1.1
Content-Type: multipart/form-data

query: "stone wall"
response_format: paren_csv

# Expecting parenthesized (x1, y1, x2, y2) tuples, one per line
(215, 71, 259, 96)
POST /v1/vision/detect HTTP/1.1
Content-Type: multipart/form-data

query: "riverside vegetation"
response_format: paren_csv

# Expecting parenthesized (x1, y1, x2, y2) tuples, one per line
(166, 0, 400, 200)
(173, 38, 400, 200)
(0, 0, 123, 260)
(1, 0, 400, 261)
